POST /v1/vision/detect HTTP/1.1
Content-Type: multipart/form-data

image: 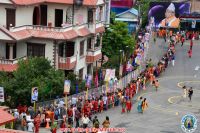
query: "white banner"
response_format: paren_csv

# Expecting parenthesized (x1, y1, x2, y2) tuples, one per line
(0, 87, 4, 102)
(104, 69, 116, 81)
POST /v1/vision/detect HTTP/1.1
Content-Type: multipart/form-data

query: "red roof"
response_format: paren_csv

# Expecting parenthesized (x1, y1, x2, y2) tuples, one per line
(0, 109, 15, 126)
(0, 129, 27, 133)
(0, 64, 18, 72)
(95, 26, 105, 33)
(11, 0, 99, 6)
(9, 28, 78, 41)
(77, 27, 91, 36)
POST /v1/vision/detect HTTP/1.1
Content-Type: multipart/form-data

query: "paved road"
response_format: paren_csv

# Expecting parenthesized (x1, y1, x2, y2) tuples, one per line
(40, 38, 200, 133)
(93, 39, 200, 133)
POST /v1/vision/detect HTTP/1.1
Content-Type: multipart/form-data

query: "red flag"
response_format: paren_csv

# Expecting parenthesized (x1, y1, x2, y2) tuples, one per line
(95, 70, 99, 88)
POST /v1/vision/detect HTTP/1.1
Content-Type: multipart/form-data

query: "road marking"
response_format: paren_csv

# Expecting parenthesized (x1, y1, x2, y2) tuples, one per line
(168, 96, 182, 104)
(195, 66, 199, 71)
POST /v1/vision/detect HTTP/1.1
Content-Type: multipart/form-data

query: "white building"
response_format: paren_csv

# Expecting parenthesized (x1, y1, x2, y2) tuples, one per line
(0, 0, 110, 79)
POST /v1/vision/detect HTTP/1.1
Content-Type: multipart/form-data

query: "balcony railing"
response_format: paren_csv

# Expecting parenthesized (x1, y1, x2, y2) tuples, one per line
(0, 56, 27, 65)
(86, 47, 102, 63)
(58, 56, 77, 70)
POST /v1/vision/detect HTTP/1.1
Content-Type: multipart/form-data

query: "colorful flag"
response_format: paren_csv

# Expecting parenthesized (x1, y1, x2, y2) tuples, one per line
(95, 70, 99, 88)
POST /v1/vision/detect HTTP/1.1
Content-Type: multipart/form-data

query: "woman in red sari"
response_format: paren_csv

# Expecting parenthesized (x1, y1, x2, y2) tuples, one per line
(126, 99, 132, 113)
(34, 112, 41, 133)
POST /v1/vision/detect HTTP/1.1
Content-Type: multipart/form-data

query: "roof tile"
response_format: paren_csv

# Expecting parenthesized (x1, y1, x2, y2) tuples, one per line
(0, 109, 15, 126)
(11, 0, 98, 6)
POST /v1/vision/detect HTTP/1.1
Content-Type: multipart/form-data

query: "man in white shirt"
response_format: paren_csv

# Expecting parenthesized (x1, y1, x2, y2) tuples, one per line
(27, 121, 34, 132)
(82, 115, 90, 128)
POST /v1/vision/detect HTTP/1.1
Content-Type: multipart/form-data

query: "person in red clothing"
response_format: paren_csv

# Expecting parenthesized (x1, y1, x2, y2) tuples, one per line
(93, 99, 98, 113)
(181, 35, 185, 47)
(188, 49, 192, 58)
(34, 112, 41, 133)
(67, 105, 73, 125)
(100, 99, 104, 113)
(126, 98, 132, 113)
(190, 40, 193, 50)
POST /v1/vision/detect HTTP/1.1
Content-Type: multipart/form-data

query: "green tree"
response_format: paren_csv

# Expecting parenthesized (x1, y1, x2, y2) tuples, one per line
(102, 21, 135, 59)
(0, 57, 65, 107)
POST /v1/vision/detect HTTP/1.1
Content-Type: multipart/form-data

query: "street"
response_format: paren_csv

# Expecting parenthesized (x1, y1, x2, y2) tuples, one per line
(92, 38, 200, 133)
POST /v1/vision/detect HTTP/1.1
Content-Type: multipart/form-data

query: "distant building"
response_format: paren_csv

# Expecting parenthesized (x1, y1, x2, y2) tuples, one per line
(111, 0, 135, 14)
(115, 8, 139, 33)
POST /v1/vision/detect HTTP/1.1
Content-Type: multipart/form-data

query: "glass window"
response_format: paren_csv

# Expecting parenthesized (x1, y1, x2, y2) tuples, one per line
(79, 68, 84, 79)
(80, 40, 85, 56)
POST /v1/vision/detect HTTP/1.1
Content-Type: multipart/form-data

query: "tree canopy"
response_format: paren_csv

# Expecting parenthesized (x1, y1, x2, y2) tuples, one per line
(102, 21, 135, 59)
(0, 57, 65, 107)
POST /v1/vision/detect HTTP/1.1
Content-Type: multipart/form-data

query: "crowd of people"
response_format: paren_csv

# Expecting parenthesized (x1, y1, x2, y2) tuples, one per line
(7, 27, 189, 133)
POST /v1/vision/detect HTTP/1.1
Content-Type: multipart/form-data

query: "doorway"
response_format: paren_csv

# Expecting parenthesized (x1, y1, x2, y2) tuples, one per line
(33, 7, 40, 25)
(55, 9, 63, 27)
(6, 9, 15, 29)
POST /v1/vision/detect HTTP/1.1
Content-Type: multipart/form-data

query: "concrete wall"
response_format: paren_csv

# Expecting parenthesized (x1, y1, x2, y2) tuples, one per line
(74, 6, 88, 25)
(0, 42, 6, 58)
(0, 4, 13, 27)
(16, 6, 34, 26)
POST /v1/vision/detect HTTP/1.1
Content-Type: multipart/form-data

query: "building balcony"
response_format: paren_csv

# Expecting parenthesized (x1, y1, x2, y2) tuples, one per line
(58, 56, 77, 70)
(86, 47, 102, 63)
(0, 56, 27, 72)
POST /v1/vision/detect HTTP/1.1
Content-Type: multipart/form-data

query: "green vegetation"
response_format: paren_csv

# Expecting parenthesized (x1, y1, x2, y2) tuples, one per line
(0, 57, 65, 107)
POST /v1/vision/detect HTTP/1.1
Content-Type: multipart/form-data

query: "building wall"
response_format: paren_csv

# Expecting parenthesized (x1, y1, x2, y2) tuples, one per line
(74, 37, 88, 79)
(0, 42, 6, 58)
(47, 4, 72, 27)
(17, 39, 54, 65)
(16, 6, 34, 26)
(191, 0, 200, 13)
(74, 6, 88, 25)
(0, 4, 13, 27)
(16, 42, 27, 58)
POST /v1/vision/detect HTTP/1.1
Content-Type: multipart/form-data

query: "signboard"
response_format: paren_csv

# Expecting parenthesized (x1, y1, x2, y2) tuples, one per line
(0, 87, 4, 102)
(64, 80, 71, 94)
(104, 69, 116, 81)
(148, 2, 190, 28)
(192, 20, 196, 29)
(31, 87, 38, 103)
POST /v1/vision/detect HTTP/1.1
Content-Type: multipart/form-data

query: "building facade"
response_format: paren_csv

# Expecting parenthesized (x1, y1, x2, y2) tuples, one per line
(0, 0, 110, 79)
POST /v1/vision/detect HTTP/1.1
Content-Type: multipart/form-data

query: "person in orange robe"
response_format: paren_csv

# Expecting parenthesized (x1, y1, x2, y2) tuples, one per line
(159, 3, 180, 28)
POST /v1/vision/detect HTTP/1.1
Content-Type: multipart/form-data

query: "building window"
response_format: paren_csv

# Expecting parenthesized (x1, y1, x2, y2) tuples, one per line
(59, 42, 75, 57)
(88, 9, 93, 23)
(87, 38, 92, 50)
(27, 43, 45, 57)
(95, 35, 100, 48)
(80, 40, 84, 56)
(79, 68, 84, 79)
(100, 6, 103, 21)
(87, 64, 92, 75)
